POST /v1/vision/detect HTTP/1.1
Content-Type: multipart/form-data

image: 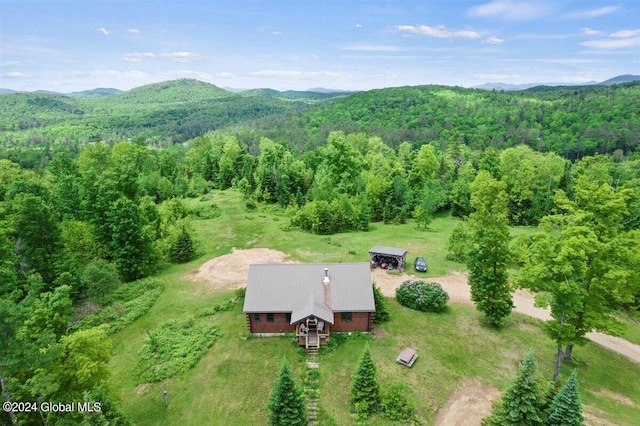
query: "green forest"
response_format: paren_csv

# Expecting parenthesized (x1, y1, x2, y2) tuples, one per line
(0, 79, 639, 425)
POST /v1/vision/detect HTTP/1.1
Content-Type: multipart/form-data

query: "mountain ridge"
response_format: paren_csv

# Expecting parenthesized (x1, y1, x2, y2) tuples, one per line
(473, 74, 639, 91)
(3, 74, 637, 96)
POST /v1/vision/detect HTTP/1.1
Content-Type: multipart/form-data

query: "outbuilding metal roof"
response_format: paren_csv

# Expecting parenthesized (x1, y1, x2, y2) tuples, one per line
(242, 262, 374, 315)
(369, 245, 408, 257)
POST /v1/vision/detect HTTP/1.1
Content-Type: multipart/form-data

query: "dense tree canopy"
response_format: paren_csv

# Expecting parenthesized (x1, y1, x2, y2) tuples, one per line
(518, 175, 640, 378)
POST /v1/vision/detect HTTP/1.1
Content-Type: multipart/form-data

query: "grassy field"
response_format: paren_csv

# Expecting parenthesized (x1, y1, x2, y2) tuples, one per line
(107, 190, 640, 425)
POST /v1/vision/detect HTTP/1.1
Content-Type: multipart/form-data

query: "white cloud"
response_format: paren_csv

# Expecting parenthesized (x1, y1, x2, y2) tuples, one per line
(483, 36, 504, 44)
(578, 28, 640, 50)
(341, 44, 403, 52)
(355, 23, 363, 28)
(122, 52, 200, 63)
(340, 54, 422, 60)
(513, 33, 573, 40)
(564, 6, 619, 19)
(97, 27, 110, 35)
(610, 29, 640, 38)
(474, 73, 519, 81)
(160, 52, 201, 62)
(66, 70, 149, 79)
(581, 37, 640, 49)
(1, 71, 29, 78)
(537, 58, 604, 64)
(214, 72, 235, 79)
(1, 60, 25, 68)
(122, 52, 155, 62)
(128, 28, 140, 34)
(368, 73, 400, 80)
(468, 1, 554, 21)
(581, 28, 604, 36)
(248, 70, 342, 80)
(257, 26, 281, 35)
(397, 25, 481, 39)
(166, 70, 212, 80)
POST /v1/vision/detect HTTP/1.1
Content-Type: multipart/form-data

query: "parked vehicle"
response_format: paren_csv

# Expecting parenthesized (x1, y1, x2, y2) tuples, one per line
(414, 257, 427, 272)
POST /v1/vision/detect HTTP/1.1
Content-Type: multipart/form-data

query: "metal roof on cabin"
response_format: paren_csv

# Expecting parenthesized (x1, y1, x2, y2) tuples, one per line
(290, 294, 335, 324)
(368, 245, 408, 256)
(242, 263, 374, 314)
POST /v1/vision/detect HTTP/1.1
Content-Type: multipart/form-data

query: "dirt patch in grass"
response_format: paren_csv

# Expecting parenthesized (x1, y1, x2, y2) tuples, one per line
(188, 248, 293, 293)
(135, 383, 150, 395)
(583, 406, 620, 426)
(434, 378, 500, 426)
(372, 268, 470, 303)
(591, 389, 639, 408)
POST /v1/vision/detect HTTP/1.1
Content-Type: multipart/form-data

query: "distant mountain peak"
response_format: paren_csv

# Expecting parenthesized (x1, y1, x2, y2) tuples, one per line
(66, 88, 122, 98)
(474, 74, 639, 92)
(599, 74, 640, 86)
(305, 87, 356, 94)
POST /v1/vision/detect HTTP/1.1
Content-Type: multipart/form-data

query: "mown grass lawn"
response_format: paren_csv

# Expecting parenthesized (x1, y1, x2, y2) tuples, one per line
(108, 190, 640, 425)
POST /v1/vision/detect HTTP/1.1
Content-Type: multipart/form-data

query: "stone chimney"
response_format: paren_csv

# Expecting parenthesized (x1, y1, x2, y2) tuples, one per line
(322, 268, 331, 308)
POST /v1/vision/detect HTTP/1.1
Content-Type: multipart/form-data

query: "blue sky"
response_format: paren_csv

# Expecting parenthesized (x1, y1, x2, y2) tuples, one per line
(1, 0, 639, 92)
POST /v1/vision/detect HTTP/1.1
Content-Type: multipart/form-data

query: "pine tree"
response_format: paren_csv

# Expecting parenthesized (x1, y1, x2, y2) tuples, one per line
(546, 370, 584, 426)
(372, 284, 390, 324)
(483, 352, 547, 425)
(350, 347, 380, 418)
(467, 171, 513, 327)
(169, 223, 196, 263)
(268, 360, 307, 426)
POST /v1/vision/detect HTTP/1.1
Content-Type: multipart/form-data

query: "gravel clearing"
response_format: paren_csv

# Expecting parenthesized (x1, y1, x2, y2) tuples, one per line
(191, 248, 640, 424)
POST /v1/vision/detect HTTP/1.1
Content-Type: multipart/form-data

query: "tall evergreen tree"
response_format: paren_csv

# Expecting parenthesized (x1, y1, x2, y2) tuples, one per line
(268, 360, 307, 426)
(168, 222, 196, 263)
(372, 284, 390, 324)
(9, 193, 61, 285)
(546, 370, 583, 426)
(467, 171, 513, 327)
(108, 197, 155, 282)
(482, 352, 548, 425)
(350, 347, 380, 418)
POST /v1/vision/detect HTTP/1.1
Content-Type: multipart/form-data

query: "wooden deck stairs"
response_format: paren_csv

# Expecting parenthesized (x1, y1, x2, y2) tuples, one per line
(306, 330, 319, 355)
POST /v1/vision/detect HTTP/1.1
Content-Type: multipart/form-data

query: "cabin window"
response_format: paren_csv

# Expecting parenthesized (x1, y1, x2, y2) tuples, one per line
(253, 313, 261, 322)
(340, 312, 353, 322)
(267, 313, 275, 322)
(285, 313, 292, 322)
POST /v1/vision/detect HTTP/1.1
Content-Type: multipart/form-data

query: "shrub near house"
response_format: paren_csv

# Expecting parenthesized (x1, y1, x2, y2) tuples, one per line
(396, 280, 449, 313)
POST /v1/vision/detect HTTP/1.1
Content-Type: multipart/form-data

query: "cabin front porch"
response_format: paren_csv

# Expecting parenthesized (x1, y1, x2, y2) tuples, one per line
(295, 317, 330, 349)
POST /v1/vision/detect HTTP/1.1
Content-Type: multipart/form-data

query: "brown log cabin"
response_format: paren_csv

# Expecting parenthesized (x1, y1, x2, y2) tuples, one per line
(242, 263, 375, 349)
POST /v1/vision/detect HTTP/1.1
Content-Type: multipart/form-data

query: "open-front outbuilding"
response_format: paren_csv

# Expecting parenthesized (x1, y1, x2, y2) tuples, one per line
(242, 263, 375, 351)
(369, 245, 408, 271)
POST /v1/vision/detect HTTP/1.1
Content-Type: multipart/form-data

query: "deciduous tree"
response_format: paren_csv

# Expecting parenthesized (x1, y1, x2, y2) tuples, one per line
(518, 175, 640, 379)
(467, 171, 513, 327)
(446, 222, 470, 262)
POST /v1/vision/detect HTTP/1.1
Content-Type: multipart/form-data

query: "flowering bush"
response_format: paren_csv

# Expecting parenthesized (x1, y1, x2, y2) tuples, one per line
(395, 280, 449, 313)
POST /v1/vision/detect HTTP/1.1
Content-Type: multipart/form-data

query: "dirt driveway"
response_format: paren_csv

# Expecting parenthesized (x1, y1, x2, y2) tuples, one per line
(190, 250, 640, 364)
(372, 268, 640, 365)
(190, 248, 640, 425)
